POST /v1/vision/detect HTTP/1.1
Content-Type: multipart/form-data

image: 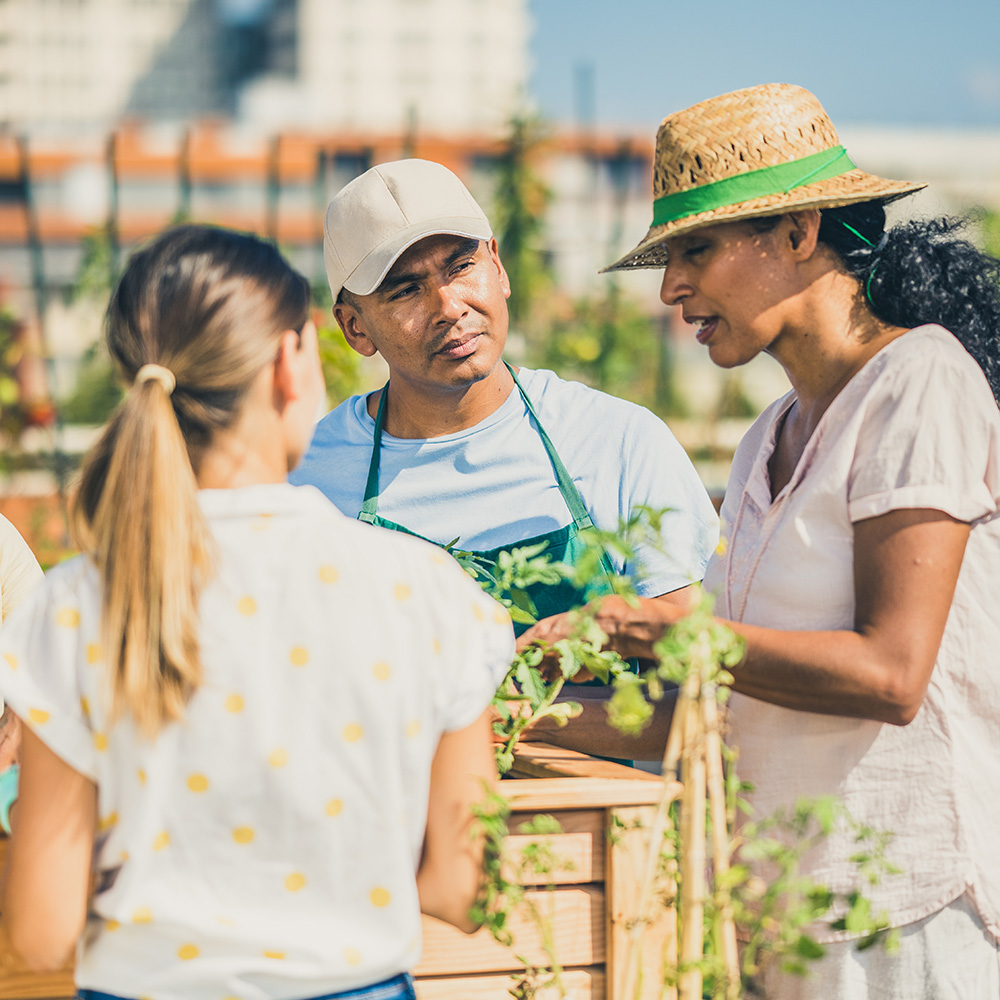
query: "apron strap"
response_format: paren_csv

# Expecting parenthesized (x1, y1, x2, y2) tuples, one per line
(358, 383, 389, 524)
(361, 368, 607, 556)
(505, 362, 595, 531)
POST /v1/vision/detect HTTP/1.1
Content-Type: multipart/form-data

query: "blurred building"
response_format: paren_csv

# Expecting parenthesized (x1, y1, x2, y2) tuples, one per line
(242, 0, 531, 134)
(0, 0, 530, 137)
(0, 0, 231, 132)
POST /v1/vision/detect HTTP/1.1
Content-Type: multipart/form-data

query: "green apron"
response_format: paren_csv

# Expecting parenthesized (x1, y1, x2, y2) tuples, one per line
(358, 364, 618, 636)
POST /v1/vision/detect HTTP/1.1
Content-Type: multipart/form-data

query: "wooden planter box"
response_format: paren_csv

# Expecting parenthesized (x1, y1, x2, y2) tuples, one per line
(0, 745, 678, 1000)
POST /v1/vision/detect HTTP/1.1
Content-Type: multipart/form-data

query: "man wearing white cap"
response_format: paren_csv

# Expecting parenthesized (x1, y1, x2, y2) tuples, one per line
(292, 159, 718, 756)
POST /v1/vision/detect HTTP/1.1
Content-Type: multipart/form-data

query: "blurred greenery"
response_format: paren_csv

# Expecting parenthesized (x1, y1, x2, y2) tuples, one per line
(490, 115, 687, 417)
(0, 308, 33, 447)
(980, 207, 1000, 260)
(310, 282, 363, 406)
(714, 373, 757, 421)
(531, 288, 688, 417)
(60, 342, 124, 424)
(491, 115, 554, 331)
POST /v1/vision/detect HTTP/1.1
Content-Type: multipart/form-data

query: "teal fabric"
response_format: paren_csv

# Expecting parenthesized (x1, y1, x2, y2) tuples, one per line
(0, 763, 18, 834)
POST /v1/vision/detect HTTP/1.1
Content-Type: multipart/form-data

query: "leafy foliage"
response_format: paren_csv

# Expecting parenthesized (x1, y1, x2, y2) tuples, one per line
(461, 516, 901, 997)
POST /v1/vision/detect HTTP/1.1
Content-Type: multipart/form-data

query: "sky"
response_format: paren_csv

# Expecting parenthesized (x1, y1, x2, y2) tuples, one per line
(529, 0, 1000, 131)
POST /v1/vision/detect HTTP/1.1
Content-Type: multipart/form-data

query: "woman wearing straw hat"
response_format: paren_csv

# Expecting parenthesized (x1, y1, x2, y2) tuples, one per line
(523, 83, 1000, 997)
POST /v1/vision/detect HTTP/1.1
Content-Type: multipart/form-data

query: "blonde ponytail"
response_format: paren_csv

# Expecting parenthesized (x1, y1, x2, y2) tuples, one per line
(72, 225, 310, 735)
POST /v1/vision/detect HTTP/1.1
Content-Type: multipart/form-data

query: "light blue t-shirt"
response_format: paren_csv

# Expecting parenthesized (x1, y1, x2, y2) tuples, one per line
(292, 367, 719, 597)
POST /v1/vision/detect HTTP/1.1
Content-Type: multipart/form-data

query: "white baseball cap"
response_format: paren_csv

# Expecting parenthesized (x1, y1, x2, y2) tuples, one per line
(323, 158, 493, 303)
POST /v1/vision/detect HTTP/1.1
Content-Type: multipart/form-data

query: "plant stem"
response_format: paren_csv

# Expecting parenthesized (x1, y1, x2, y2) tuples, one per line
(679, 672, 706, 1000)
(704, 690, 741, 1000)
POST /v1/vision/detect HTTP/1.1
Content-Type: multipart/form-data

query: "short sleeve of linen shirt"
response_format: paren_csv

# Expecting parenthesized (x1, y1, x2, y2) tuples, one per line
(848, 327, 1000, 524)
(0, 558, 98, 779)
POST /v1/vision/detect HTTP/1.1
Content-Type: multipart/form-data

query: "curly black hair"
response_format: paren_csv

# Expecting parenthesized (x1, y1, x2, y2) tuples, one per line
(818, 202, 1000, 403)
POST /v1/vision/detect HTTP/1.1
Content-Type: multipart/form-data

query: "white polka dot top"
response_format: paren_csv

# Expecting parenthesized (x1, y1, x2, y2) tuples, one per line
(0, 483, 513, 999)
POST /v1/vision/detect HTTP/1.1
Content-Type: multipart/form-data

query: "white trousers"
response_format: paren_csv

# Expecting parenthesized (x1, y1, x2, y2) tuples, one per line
(757, 893, 1000, 1000)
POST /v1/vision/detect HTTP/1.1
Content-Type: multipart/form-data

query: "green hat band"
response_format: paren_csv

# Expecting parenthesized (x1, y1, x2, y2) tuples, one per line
(651, 146, 856, 228)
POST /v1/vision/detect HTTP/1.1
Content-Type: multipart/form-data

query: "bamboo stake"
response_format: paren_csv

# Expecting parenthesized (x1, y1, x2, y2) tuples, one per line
(678, 680, 706, 1000)
(618, 680, 692, 1000)
(704, 690, 741, 999)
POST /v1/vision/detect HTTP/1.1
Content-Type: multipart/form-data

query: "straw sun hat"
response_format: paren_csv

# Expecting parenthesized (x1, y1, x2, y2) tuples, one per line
(603, 83, 925, 272)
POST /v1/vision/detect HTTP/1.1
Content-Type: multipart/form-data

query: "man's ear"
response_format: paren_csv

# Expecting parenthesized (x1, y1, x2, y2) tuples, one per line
(333, 301, 379, 358)
(486, 237, 512, 300)
(784, 209, 822, 259)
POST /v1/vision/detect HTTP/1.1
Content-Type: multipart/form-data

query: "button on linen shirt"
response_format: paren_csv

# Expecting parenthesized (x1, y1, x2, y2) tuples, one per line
(0, 483, 514, 999)
(704, 326, 1000, 942)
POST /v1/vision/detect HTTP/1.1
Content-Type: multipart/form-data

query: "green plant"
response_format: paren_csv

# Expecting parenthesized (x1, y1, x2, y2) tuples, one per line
(470, 789, 571, 998)
(462, 519, 901, 998)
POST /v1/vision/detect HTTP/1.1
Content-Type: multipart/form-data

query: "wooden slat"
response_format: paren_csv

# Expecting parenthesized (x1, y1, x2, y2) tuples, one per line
(502, 777, 670, 812)
(511, 744, 659, 782)
(0, 967, 73, 1000)
(605, 806, 677, 1000)
(505, 809, 605, 885)
(415, 886, 604, 976)
(416, 966, 605, 999)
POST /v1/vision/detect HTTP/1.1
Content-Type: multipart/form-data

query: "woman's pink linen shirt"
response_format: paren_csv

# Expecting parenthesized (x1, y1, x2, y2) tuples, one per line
(704, 325, 1000, 942)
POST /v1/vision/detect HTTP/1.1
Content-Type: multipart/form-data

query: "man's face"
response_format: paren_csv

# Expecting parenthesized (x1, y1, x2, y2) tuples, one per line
(334, 234, 511, 395)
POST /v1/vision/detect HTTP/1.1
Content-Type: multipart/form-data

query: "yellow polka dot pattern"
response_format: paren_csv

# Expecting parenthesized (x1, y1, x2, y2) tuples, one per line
(2, 653, 16, 670)
(326, 798, 343, 817)
(343, 723, 363, 743)
(289, 646, 309, 667)
(494, 606, 510, 625)
(177, 943, 199, 960)
(472, 603, 485, 622)
(225, 694, 244, 713)
(344, 947, 362, 965)
(132, 907, 152, 924)
(86, 643, 102, 664)
(394, 583, 411, 601)
(269, 748, 288, 768)
(137, 769, 146, 784)
(285, 872, 306, 892)
(263, 950, 285, 960)
(233, 826, 254, 844)
(56, 608, 80, 628)
(405, 720, 420, 739)
(28, 707, 49, 724)
(80, 696, 90, 717)
(432, 638, 442, 655)
(105, 919, 121, 932)
(370, 887, 391, 907)
(153, 831, 170, 851)
(237, 596, 257, 616)
(372, 661, 391, 680)
(94, 732, 108, 751)
(319, 564, 338, 583)
(98, 812, 118, 833)
(187, 773, 209, 792)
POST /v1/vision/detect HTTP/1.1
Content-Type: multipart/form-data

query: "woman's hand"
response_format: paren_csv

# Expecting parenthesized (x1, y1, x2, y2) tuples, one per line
(517, 593, 694, 682)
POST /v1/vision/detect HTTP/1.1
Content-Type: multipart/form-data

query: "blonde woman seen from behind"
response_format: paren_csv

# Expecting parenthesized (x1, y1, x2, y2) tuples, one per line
(0, 225, 511, 1000)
